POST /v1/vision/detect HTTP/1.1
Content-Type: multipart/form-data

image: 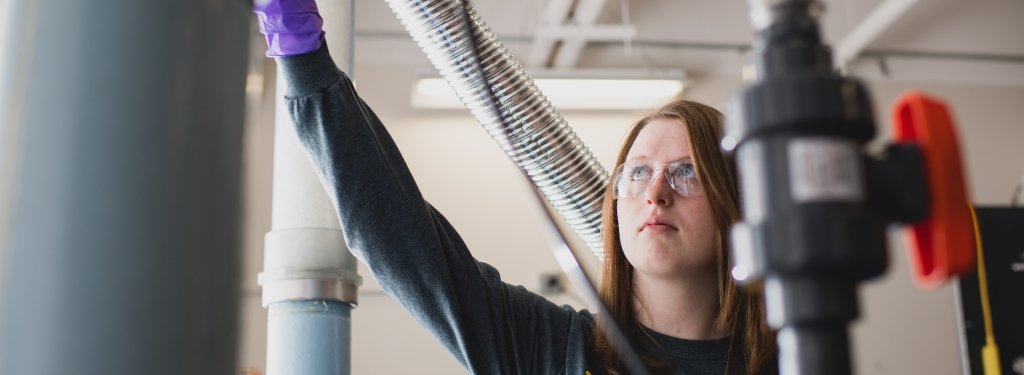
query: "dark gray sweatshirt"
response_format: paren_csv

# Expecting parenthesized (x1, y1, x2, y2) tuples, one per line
(278, 44, 748, 375)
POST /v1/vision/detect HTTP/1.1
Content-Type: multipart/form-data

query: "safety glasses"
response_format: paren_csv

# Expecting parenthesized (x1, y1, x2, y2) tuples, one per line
(612, 159, 704, 199)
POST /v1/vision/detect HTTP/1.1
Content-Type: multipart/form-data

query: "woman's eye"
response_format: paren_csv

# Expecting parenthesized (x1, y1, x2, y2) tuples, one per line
(679, 162, 696, 176)
(673, 163, 696, 177)
(629, 166, 651, 180)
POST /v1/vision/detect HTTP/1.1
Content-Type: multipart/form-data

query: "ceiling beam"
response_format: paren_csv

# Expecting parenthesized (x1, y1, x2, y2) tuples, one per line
(527, 0, 576, 67)
(536, 25, 636, 40)
(833, 0, 922, 72)
(552, 0, 609, 68)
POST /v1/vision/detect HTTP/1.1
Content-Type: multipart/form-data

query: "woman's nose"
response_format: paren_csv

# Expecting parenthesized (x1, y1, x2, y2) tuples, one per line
(644, 173, 674, 206)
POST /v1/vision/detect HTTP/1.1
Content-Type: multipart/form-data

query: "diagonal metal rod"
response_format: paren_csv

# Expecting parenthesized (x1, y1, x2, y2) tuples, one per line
(452, 1, 650, 374)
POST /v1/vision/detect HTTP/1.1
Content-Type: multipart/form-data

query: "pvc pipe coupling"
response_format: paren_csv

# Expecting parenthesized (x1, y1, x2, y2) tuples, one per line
(259, 228, 362, 306)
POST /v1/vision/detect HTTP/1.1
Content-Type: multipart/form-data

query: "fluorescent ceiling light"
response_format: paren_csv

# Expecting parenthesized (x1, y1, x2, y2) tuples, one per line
(412, 70, 685, 110)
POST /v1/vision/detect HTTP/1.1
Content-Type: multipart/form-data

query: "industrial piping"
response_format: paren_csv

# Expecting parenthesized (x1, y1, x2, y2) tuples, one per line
(258, 1, 362, 375)
(383, 0, 610, 257)
(0, 0, 248, 374)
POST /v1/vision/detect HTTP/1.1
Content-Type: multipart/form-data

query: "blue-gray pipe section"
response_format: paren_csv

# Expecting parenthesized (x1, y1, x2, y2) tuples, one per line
(266, 301, 352, 374)
(0, 0, 249, 374)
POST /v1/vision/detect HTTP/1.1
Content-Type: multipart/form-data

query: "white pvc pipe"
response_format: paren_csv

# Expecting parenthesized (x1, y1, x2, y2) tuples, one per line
(259, 1, 361, 374)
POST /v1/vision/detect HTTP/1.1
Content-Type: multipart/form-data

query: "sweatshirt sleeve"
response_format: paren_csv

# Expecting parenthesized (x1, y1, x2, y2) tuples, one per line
(276, 44, 595, 374)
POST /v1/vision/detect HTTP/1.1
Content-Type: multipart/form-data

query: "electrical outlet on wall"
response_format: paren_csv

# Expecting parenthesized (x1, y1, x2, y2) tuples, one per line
(539, 272, 566, 294)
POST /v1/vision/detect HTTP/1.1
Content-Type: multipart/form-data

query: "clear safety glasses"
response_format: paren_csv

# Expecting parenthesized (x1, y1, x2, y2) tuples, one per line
(612, 159, 704, 199)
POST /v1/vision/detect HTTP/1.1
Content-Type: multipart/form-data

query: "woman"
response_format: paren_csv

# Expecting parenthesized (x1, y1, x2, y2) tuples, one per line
(594, 103, 776, 374)
(255, 1, 776, 373)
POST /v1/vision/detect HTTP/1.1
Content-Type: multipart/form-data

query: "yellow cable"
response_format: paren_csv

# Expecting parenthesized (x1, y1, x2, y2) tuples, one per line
(969, 205, 1002, 375)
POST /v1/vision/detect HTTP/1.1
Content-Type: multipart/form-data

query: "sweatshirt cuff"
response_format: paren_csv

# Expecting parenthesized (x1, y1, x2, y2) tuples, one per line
(276, 43, 348, 98)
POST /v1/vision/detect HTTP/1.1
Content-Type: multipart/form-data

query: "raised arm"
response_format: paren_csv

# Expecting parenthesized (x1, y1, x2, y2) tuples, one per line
(254, 1, 594, 373)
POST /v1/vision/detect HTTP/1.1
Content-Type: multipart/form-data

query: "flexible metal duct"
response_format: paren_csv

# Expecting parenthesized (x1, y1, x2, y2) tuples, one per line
(384, 0, 608, 257)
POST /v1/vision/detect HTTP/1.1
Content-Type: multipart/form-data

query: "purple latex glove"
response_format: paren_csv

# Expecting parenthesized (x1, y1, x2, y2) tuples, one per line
(253, 0, 325, 57)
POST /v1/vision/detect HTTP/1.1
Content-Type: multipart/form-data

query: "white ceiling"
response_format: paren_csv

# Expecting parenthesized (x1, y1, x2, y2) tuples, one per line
(348, 0, 1024, 86)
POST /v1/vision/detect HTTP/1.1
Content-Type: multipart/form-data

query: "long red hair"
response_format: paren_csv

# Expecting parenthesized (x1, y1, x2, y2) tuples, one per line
(592, 100, 775, 374)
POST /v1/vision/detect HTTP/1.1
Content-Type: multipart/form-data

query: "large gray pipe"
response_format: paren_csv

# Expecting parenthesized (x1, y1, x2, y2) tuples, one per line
(0, 1, 248, 374)
(384, 0, 609, 257)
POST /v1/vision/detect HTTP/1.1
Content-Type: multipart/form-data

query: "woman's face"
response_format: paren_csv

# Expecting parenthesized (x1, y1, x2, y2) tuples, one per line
(616, 118, 718, 280)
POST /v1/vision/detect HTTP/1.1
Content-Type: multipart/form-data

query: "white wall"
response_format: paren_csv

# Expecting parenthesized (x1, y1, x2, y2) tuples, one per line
(850, 81, 1024, 375)
(236, 62, 1024, 374)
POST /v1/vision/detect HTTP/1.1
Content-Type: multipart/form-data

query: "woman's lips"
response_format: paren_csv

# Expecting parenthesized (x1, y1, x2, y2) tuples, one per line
(640, 219, 677, 233)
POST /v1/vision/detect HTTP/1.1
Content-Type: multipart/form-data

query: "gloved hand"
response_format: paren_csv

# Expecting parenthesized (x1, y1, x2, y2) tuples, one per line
(253, 0, 325, 57)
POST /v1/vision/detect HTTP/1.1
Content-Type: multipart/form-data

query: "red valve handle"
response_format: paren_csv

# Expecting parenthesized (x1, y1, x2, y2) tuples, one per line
(891, 91, 976, 289)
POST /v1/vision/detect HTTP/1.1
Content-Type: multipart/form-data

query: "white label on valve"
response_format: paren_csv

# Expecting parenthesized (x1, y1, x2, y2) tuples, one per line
(788, 138, 863, 203)
(738, 142, 767, 223)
